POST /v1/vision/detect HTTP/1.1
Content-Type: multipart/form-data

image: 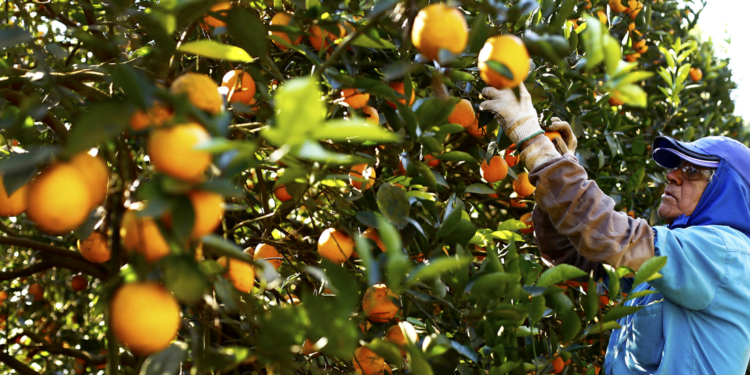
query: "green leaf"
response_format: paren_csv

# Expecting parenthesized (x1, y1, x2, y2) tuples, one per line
(582, 15, 604, 68)
(405, 257, 472, 288)
(529, 295, 546, 323)
(603, 306, 643, 322)
(366, 339, 403, 366)
(201, 234, 253, 263)
(603, 35, 621, 76)
(584, 277, 598, 321)
(632, 256, 667, 288)
(416, 97, 459, 129)
(140, 342, 188, 375)
(202, 346, 254, 372)
(177, 40, 254, 62)
(225, 8, 268, 58)
(376, 183, 410, 229)
(312, 119, 400, 143)
(0, 27, 32, 49)
(438, 151, 477, 163)
(624, 289, 660, 301)
(627, 166, 645, 191)
(465, 183, 496, 194)
(437, 202, 463, 238)
(355, 235, 380, 286)
(63, 101, 132, 158)
(485, 61, 514, 80)
(264, 77, 326, 147)
(350, 35, 396, 49)
(536, 264, 587, 287)
(618, 71, 655, 86)
(614, 83, 648, 107)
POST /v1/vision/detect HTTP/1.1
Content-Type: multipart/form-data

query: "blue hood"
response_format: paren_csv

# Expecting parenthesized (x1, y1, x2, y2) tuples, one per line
(661, 137, 750, 238)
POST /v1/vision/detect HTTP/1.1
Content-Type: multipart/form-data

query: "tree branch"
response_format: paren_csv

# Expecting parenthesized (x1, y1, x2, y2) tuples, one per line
(0, 236, 107, 278)
(0, 346, 40, 375)
(0, 89, 70, 141)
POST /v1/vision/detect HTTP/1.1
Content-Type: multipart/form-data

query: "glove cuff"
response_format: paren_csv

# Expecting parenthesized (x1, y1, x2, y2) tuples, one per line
(507, 115, 542, 145)
(520, 136, 563, 171)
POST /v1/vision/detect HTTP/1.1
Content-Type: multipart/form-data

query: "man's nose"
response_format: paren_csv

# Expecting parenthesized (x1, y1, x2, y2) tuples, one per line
(666, 168, 682, 185)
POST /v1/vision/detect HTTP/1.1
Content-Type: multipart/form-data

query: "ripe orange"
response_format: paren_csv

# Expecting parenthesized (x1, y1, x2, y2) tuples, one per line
(478, 34, 530, 89)
(110, 282, 180, 355)
(69, 151, 109, 207)
(349, 164, 376, 191)
(597, 10, 608, 24)
(26, 163, 92, 234)
(608, 96, 625, 106)
(0, 291, 7, 304)
(71, 275, 88, 291)
(201, 2, 231, 30)
(504, 144, 518, 167)
(216, 256, 255, 293)
(362, 106, 379, 125)
(148, 123, 212, 182)
(309, 24, 346, 52)
(254, 243, 283, 269)
(0, 174, 28, 216)
(411, 4, 468, 61)
(582, 0, 592, 10)
(129, 101, 173, 131)
(465, 117, 486, 138)
(624, 53, 640, 62)
(28, 283, 44, 301)
(318, 228, 354, 264)
(362, 284, 399, 322)
(424, 154, 440, 167)
(447, 98, 475, 128)
(519, 212, 534, 234)
(78, 232, 111, 263)
(362, 227, 386, 251)
(550, 356, 565, 373)
(633, 39, 648, 54)
(274, 185, 293, 202)
(480, 156, 509, 183)
(170, 73, 223, 114)
(627, 0, 643, 19)
(187, 190, 224, 239)
(544, 131, 562, 143)
(386, 82, 416, 109)
(690, 67, 703, 82)
(220, 70, 256, 105)
(510, 198, 526, 208)
(121, 209, 171, 262)
(269, 13, 302, 51)
(385, 322, 418, 356)
(609, 0, 628, 12)
(341, 88, 370, 109)
(513, 172, 535, 197)
(628, 22, 636, 32)
(353, 346, 385, 375)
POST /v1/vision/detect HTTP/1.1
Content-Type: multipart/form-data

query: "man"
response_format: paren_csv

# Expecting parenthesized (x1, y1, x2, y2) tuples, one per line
(480, 85, 750, 374)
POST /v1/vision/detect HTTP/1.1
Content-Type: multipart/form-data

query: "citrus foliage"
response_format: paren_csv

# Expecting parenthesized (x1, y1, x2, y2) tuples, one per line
(0, 0, 745, 374)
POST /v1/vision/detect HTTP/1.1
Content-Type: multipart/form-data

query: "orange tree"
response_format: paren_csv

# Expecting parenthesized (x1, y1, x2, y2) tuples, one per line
(0, 0, 745, 374)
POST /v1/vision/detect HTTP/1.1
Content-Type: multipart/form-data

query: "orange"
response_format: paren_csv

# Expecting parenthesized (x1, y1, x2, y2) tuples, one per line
(513, 172, 535, 197)
(385, 322, 418, 356)
(480, 156, 509, 183)
(349, 163, 376, 191)
(129, 101, 173, 131)
(274, 185, 293, 202)
(170, 73, 223, 114)
(504, 144, 519, 167)
(478, 34, 530, 89)
(148, 123, 212, 182)
(608, 96, 625, 106)
(582, 0, 592, 10)
(510, 198, 526, 208)
(465, 117, 486, 138)
(71, 275, 88, 291)
(201, 2, 231, 30)
(519, 212, 534, 234)
(353, 346, 385, 375)
(220, 70, 256, 105)
(0, 291, 7, 304)
(362, 284, 399, 322)
(28, 283, 44, 301)
(341, 88, 370, 109)
(217, 256, 255, 293)
(121, 209, 171, 262)
(187, 190, 224, 239)
(544, 131, 562, 143)
(624, 53, 640, 62)
(424, 154, 440, 167)
(690, 67, 703, 82)
(362, 227, 386, 251)
(411, 4, 468, 61)
(633, 39, 647, 54)
(609, 0, 627, 12)
(110, 282, 180, 355)
(269, 13, 302, 51)
(362, 106, 379, 125)
(597, 10, 608, 24)
(0, 174, 28, 216)
(386, 82, 416, 109)
(550, 356, 564, 373)
(599, 295, 610, 306)
(254, 243, 283, 269)
(318, 228, 354, 264)
(447, 98, 475, 128)
(69, 151, 109, 207)
(26, 163, 92, 234)
(78, 232, 111, 263)
(627, 0, 643, 19)
(309, 24, 346, 52)
(628, 22, 636, 32)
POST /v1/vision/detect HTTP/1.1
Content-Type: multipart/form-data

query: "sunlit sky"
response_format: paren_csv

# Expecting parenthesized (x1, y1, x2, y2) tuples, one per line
(695, 1, 750, 122)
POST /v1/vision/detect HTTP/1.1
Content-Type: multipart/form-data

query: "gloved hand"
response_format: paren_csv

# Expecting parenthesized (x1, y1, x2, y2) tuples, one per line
(545, 117, 577, 156)
(478, 84, 544, 146)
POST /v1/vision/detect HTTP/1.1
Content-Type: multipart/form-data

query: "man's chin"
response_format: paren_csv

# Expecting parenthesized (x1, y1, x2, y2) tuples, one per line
(657, 205, 677, 224)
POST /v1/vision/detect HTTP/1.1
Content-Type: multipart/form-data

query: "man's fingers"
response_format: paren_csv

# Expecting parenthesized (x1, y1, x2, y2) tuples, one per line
(550, 117, 561, 123)
(481, 86, 513, 100)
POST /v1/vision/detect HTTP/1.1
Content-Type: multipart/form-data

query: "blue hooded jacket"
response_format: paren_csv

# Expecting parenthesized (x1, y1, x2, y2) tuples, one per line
(604, 136, 750, 374)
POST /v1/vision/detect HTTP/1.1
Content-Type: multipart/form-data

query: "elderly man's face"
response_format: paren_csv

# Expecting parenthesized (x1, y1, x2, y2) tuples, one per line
(657, 163, 712, 223)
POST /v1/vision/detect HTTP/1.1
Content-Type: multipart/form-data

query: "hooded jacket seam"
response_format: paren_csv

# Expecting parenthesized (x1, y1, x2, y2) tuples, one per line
(698, 226, 729, 312)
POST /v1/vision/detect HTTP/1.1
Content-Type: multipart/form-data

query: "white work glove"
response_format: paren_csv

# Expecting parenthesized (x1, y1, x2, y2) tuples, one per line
(479, 84, 544, 146)
(545, 117, 577, 156)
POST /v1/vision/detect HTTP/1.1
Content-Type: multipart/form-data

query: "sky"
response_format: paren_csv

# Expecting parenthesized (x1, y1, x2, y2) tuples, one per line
(694, 1, 750, 121)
